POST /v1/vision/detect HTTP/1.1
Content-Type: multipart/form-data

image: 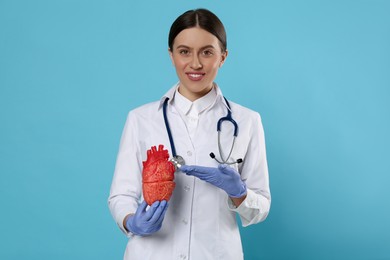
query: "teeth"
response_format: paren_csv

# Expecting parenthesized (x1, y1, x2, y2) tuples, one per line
(189, 74, 202, 78)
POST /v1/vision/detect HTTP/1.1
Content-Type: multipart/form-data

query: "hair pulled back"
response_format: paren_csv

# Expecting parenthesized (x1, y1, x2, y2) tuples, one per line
(168, 8, 227, 52)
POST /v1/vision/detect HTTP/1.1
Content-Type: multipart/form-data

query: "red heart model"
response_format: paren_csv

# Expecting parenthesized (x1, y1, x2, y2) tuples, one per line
(142, 145, 176, 205)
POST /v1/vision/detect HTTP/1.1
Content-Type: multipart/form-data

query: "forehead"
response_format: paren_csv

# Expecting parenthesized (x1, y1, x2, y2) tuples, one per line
(173, 27, 220, 49)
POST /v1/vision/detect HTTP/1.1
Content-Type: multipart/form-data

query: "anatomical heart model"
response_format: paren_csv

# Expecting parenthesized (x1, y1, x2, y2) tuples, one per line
(142, 145, 176, 205)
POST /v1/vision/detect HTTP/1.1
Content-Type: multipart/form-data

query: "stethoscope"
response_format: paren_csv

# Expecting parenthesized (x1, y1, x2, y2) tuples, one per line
(163, 96, 243, 169)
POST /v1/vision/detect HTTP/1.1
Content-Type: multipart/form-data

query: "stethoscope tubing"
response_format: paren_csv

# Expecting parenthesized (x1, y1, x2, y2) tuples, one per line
(163, 98, 177, 157)
(163, 96, 242, 166)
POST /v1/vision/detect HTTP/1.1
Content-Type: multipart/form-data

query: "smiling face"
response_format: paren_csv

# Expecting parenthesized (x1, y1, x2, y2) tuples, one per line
(169, 27, 228, 101)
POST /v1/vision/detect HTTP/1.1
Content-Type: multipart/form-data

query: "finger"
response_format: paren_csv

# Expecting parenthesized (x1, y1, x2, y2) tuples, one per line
(179, 165, 191, 173)
(149, 201, 167, 224)
(184, 169, 207, 179)
(149, 200, 168, 224)
(154, 201, 169, 225)
(218, 164, 236, 175)
(181, 165, 214, 175)
(144, 201, 160, 220)
(180, 165, 198, 176)
(135, 201, 148, 217)
(181, 165, 218, 182)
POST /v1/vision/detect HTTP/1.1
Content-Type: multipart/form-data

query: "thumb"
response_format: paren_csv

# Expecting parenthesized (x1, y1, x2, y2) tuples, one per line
(218, 164, 229, 172)
(136, 201, 148, 217)
(218, 164, 236, 175)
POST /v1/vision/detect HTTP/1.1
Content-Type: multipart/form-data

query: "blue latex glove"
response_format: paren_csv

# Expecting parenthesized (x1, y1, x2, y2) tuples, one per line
(125, 200, 168, 236)
(180, 164, 247, 198)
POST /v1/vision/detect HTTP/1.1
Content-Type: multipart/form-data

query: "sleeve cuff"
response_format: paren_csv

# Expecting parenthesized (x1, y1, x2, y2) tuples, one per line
(227, 189, 267, 227)
(227, 188, 258, 212)
(116, 210, 135, 238)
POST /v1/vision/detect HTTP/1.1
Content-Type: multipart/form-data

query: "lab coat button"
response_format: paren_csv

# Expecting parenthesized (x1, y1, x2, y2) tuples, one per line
(187, 151, 192, 156)
(182, 219, 188, 225)
(184, 185, 190, 192)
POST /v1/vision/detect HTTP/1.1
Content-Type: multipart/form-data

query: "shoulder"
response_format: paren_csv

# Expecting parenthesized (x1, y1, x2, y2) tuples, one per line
(126, 84, 177, 119)
(127, 100, 161, 120)
(227, 99, 262, 122)
(130, 100, 160, 113)
(129, 101, 160, 115)
(225, 100, 265, 137)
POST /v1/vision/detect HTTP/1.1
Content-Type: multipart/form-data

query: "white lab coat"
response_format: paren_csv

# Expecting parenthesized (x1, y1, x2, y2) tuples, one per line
(108, 84, 271, 260)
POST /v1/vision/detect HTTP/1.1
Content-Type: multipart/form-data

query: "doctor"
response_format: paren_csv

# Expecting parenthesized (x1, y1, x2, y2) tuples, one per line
(108, 8, 271, 260)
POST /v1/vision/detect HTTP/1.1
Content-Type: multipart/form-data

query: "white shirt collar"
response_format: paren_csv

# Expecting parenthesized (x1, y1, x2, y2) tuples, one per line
(172, 88, 193, 115)
(173, 86, 217, 116)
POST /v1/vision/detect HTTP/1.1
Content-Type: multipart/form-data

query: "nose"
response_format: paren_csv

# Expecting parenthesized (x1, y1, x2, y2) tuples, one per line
(190, 54, 202, 69)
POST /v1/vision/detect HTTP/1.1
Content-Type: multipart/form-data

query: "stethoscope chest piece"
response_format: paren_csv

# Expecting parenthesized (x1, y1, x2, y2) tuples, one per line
(170, 155, 185, 170)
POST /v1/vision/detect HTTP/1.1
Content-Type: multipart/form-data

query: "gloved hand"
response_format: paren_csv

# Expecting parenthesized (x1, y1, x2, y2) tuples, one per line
(180, 164, 247, 198)
(125, 200, 169, 236)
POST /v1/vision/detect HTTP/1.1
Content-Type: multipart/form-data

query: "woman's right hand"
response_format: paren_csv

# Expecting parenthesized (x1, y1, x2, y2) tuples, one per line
(124, 200, 169, 236)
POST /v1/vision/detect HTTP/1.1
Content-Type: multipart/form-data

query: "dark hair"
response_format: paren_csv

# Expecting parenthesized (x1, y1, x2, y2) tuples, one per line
(168, 8, 227, 52)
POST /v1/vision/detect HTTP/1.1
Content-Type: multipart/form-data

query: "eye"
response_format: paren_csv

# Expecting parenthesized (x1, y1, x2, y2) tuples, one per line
(179, 49, 190, 55)
(202, 49, 214, 56)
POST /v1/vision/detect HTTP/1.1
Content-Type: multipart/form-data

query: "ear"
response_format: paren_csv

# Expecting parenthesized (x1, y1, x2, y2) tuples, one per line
(168, 48, 175, 66)
(219, 50, 228, 68)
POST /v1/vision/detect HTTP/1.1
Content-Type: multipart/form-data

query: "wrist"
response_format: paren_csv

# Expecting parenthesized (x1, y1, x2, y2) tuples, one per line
(123, 214, 135, 232)
(230, 194, 247, 207)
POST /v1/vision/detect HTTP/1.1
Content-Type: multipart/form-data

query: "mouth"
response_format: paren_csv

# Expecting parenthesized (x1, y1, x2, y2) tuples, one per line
(186, 72, 205, 81)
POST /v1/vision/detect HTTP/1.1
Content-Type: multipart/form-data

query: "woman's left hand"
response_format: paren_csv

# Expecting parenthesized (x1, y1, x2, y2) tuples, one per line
(180, 164, 247, 198)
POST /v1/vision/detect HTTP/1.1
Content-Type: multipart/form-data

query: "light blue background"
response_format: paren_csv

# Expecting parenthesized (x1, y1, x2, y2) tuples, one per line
(1, 0, 389, 259)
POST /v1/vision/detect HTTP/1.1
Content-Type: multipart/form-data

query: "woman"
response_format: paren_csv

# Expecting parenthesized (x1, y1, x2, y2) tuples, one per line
(108, 8, 271, 260)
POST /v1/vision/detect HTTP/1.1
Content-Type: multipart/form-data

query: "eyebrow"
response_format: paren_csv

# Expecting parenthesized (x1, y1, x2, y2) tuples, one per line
(175, 45, 216, 50)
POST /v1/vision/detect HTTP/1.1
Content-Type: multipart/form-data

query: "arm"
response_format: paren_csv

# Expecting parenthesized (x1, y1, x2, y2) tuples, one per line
(180, 113, 270, 226)
(108, 112, 143, 235)
(228, 113, 271, 226)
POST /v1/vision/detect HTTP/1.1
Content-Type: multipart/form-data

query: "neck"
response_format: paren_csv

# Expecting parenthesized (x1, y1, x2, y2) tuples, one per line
(178, 84, 214, 102)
